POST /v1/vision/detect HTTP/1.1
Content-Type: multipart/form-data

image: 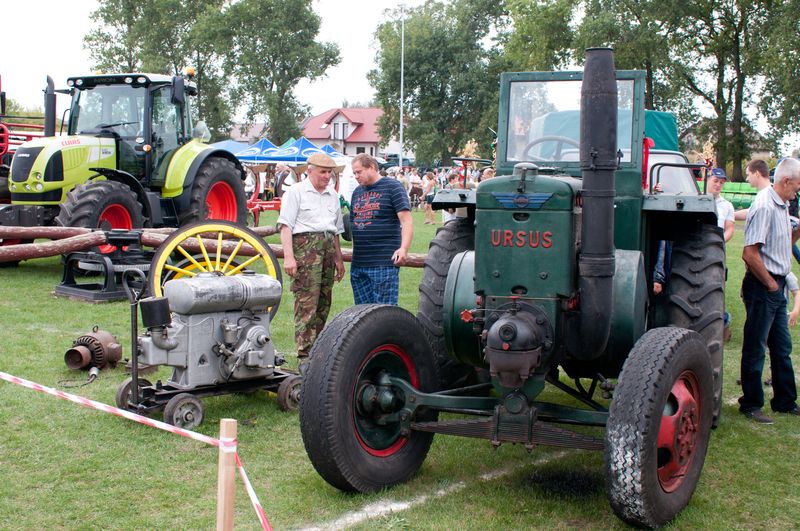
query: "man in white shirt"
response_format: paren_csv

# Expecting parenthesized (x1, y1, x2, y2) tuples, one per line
(277, 153, 345, 365)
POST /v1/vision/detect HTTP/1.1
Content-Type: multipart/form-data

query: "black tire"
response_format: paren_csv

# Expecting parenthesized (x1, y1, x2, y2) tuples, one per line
(658, 224, 725, 427)
(163, 393, 204, 429)
(277, 374, 302, 411)
(55, 180, 144, 232)
(417, 217, 481, 389)
(605, 327, 714, 528)
(299, 305, 439, 493)
(179, 157, 247, 226)
(115, 377, 153, 411)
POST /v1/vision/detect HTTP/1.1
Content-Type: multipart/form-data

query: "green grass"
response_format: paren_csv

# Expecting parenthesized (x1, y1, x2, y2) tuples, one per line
(1, 215, 799, 529)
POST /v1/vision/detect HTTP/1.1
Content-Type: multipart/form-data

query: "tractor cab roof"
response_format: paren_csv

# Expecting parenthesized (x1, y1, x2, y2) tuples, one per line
(66, 73, 196, 93)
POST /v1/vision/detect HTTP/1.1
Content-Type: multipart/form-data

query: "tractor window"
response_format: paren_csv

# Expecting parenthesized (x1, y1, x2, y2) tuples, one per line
(505, 79, 634, 163)
(69, 84, 144, 138)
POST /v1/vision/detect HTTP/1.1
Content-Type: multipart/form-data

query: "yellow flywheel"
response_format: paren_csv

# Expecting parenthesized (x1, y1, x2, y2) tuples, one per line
(148, 220, 282, 317)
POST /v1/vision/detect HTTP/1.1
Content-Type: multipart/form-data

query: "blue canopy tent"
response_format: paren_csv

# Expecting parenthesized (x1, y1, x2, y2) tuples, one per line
(210, 139, 250, 154)
(234, 138, 279, 163)
(321, 144, 343, 157)
(262, 136, 327, 163)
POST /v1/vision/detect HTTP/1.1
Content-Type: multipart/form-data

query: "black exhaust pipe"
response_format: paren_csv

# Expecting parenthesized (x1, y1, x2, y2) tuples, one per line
(44, 76, 56, 137)
(565, 47, 617, 360)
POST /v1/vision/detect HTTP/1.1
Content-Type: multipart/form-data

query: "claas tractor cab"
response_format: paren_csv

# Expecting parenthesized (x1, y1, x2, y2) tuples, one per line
(1, 71, 246, 241)
(298, 49, 724, 528)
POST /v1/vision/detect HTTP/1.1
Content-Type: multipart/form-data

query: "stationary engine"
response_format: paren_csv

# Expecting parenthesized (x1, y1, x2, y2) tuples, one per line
(138, 271, 283, 388)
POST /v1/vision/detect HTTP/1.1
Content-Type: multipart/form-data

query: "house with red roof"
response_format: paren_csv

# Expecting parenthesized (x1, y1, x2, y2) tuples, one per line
(302, 107, 400, 157)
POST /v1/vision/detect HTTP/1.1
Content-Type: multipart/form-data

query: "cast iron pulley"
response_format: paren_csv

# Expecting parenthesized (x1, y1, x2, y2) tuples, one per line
(64, 326, 122, 370)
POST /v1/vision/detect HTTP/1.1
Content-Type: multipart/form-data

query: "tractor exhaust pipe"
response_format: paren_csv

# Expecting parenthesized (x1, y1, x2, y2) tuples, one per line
(566, 48, 618, 360)
(44, 76, 56, 137)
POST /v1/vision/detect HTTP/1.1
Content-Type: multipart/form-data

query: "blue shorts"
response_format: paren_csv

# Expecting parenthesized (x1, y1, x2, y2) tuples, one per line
(351, 266, 400, 305)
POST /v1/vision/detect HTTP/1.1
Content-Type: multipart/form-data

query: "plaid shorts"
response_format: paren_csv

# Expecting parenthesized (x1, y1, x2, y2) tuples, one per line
(351, 266, 400, 305)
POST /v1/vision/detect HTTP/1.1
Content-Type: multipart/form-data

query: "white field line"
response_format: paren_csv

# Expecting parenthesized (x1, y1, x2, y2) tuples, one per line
(299, 450, 569, 531)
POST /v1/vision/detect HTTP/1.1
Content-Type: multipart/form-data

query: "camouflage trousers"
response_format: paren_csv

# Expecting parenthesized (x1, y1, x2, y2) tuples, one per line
(291, 232, 336, 358)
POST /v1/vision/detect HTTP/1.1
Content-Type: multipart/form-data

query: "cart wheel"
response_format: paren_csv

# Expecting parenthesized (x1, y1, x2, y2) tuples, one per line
(163, 393, 204, 429)
(277, 374, 302, 411)
(115, 377, 153, 411)
(148, 220, 282, 318)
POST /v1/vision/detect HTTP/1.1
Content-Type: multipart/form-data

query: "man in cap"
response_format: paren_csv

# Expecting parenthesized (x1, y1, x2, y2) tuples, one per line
(349, 153, 413, 305)
(277, 152, 345, 368)
(708, 167, 735, 341)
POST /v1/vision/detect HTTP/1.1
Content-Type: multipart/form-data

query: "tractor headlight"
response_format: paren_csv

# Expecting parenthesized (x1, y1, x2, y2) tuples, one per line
(35, 183, 44, 191)
(33, 172, 42, 181)
(24, 184, 31, 191)
(124, 77, 133, 84)
(76, 79, 83, 86)
(137, 76, 147, 84)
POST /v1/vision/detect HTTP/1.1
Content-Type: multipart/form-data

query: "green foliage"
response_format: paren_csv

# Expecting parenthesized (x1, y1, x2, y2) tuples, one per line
(759, 0, 800, 138)
(217, 0, 340, 145)
(505, 0, 576, 71)
(83, 0, 144, 72)
(83, 0, 233, 141)
(369, 0, 506, 165)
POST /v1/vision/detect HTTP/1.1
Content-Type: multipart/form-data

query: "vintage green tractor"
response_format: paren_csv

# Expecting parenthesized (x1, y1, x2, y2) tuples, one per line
(1, 71, 246, 249)
(298, 48, 724, 527)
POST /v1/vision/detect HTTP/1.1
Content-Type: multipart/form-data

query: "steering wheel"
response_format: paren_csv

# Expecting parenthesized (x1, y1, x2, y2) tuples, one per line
(522, 136, 580, 161)
(97, 121, 139, 137)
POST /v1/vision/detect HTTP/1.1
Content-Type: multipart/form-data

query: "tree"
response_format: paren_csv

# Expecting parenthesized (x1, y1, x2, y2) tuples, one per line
(84, 0, 233, 140)
(369, 0, 507, 165)
(218, 0, 339, 144)
(662, 0, 769, 179)
(760, 0, 800, 144)
(83, 0, 144, 72)
(505, 0, 576, 71)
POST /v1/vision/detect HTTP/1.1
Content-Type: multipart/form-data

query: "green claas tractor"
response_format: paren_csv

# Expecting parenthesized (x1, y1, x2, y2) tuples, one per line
(299, 48, 724, 528)
(1, 71, 246, 249)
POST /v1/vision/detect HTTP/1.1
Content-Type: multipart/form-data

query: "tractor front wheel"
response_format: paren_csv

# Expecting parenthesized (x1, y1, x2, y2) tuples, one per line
(55, 180, 144, 254)
(605, 327, 713, 528)
(299, 305, 439, 493)
(179, 158, 247, 226)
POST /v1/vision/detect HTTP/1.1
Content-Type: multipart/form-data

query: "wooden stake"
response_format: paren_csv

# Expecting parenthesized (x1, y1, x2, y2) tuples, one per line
(216, 418, 237, 531)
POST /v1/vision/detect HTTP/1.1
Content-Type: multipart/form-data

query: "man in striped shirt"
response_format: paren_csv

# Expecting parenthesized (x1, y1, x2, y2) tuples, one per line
(739, 157, 800, 423)
(350, 153, 413, 305)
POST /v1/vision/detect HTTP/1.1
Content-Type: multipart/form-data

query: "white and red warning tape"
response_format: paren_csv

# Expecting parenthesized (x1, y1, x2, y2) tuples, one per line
(0, 371, 271, 531)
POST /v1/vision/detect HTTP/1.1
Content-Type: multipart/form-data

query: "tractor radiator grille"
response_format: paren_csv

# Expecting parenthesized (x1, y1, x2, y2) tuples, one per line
(411, 418, 604, 451)
(10, 147, 43, 182)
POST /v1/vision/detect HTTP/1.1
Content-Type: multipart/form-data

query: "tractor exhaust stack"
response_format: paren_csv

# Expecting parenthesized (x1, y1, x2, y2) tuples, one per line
(566, 47, 618, 360)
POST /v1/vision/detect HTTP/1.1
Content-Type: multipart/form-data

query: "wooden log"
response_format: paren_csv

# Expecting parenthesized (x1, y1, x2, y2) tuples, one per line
(0, 225, 92, 240)
(0, 224, 426, 267)
(0, 232, 107, 262)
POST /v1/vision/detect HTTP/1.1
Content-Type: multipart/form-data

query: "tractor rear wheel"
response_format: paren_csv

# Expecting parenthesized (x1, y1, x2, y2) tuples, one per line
(55, 180, 144, 254)
(299, 305, 439, 493)
(605, 327, 713, 528)
(417, 217, 483, 390)
(656, 224, 725, 427)
(179, 157, 247, 226)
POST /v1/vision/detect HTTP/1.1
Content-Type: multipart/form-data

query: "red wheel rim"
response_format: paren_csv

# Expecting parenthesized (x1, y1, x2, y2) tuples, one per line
(352, 344, 419, 457)
(206, 181, 237, 221)
(656, 370, 702, 492)
(98, 204, 133, 253)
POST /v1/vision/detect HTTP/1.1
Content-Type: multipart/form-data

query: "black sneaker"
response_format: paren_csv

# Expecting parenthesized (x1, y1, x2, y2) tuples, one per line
(779, 407, 800, 416)
(743, 409, 774, 424)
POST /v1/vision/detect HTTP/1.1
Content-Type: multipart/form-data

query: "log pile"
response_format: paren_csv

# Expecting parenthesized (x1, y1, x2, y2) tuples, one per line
(0, 225, 427, 268)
